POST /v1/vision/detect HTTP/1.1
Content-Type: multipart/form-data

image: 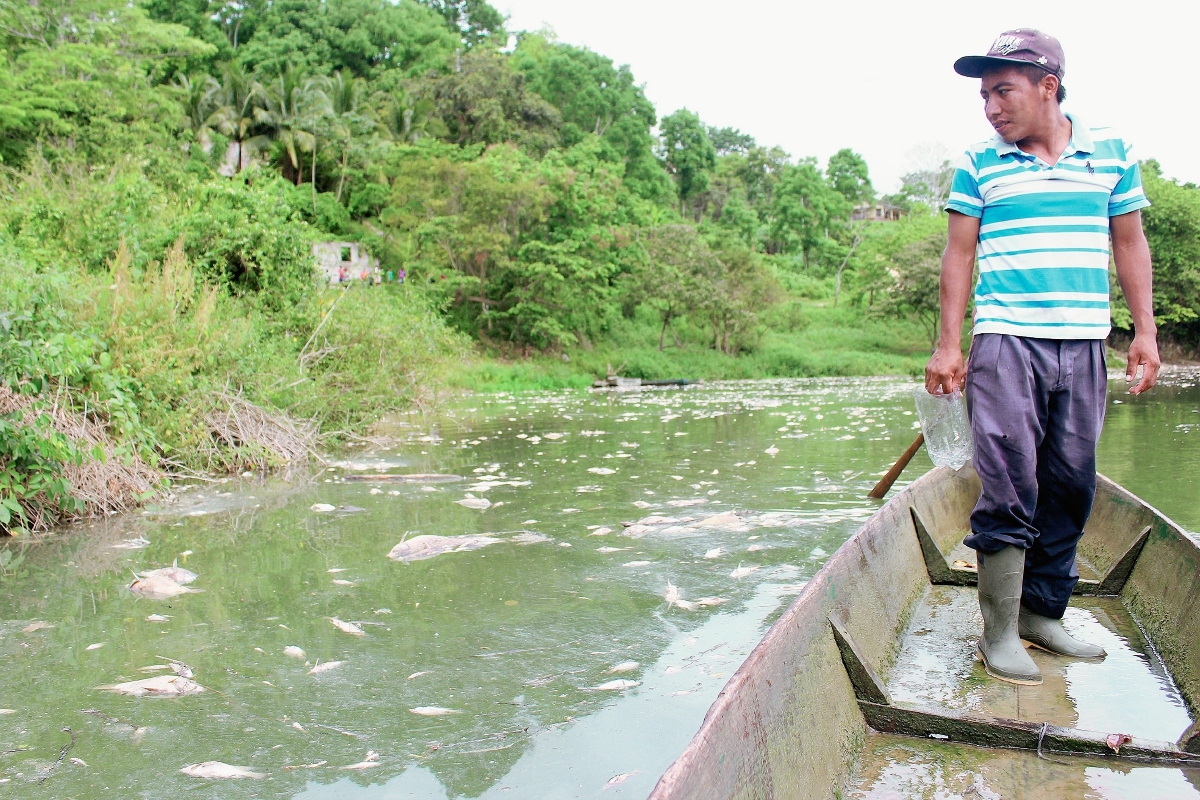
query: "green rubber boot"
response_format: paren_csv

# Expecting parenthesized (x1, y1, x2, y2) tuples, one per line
(1019, 607, 1106, 659)
(976, 546, 1043, 685)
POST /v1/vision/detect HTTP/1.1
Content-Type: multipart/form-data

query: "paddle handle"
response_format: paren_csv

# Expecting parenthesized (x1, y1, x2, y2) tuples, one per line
(867, 433, 925, 499)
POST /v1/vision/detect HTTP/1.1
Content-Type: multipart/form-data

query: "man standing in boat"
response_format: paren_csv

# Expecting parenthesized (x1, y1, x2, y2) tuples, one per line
(925, 29, 1160, 686)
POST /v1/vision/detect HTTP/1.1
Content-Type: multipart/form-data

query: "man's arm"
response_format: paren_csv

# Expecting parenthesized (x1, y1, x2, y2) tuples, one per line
(925, 211, 980, 393)
(1110, 211, 1160, 394)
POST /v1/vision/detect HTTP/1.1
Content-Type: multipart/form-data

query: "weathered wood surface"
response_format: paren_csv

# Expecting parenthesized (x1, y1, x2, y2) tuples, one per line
(648, 468, 1199, 800)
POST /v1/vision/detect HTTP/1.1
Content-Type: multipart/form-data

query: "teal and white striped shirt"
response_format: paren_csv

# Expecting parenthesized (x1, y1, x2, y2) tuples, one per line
(945, 113, 1149, 340)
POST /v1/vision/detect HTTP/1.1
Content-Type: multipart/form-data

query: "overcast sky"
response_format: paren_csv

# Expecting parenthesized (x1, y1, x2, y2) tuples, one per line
(499, 0, 1198, 193)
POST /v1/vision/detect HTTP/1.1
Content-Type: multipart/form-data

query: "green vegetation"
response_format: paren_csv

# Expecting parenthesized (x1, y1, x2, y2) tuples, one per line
(0, 0, 1193, 531)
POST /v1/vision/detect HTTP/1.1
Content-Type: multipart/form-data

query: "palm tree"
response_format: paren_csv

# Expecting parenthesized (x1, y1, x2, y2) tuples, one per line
(208, 64, 268, 173)
(376, 87, 445, 144)
(176, 73, 220, 139)
(261, 63, 329, 192)
(327, 70, 369, 202)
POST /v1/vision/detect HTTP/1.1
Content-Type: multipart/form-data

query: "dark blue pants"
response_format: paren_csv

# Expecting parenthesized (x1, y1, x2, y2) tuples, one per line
(963, 334, 1107, 619)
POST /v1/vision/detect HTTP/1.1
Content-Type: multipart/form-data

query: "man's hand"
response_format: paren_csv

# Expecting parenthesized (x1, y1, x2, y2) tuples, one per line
(1126, 333, 1161, 395)
(925, 345, 966, 394)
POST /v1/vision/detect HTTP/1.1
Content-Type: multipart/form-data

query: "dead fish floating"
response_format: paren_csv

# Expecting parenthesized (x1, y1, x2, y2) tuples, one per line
(606, 661, 639, 673)
(387, 534, 500, 563)
(99, 675, 206, 697)
(283, 646, 306, 659)
(455, 496, 492, 510)
(141, 561, 198, 585)
(309, 660, 347, 675)
(588, 679, 640, 692)
(343, 473, 462, 483)
(129, 574, 203, 600)
(180, 761, 265, 780)
(329, 617, 364, 636)
(409, 706, 461, 716)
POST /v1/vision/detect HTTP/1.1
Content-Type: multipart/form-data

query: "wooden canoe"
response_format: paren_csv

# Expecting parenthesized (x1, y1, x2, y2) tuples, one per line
(648, 466, 1200, 799)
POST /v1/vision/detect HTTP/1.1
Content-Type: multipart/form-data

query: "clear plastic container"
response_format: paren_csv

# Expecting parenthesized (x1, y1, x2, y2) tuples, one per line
(912, 387, 974, 470)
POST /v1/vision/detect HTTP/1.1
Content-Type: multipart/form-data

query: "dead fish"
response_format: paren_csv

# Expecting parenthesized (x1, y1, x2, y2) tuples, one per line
(588, 527, 614, 536)
(129, 574, 201, 600)
(386, 534, 500, 562)
(542, 433, 565, 440)
(587, 467, 617, 475)
(100, 675, 206, 697)
(704, 548, 724, 559)
(86, 642, 105, 651)
(764, 446, 779, 456)
(606, 661, 639, 673)
(283, 646, 306, 660)
(328, 568, 348, 573)
(694, 597, 728, 607)
(21, 621, 54, 633)
(455, 496, 491, 510)
(70, 757, 87, 767)
(603, 771, 640, 790)
(747, 544, 764, 552)
(632, 500, 653, 509)
(163, 659, 194, 677)
(407, 671, 431, 680)
(730, 563, 760, 580)
(308, 660, 346, 675)
(636, 515, 681, 525)
(589, 679, 640, 691)
(283, 761, 327, 770)
(329, 618, 364, 636)
(0, 709, 14, 714)
(142, 561, 198, 585)
(311, 503, 336, 512)
(111, 536, 151, 550)
(409, 706, 460, 716)
(340, 751, 380, 770)
(623, 560, 651, 568)
(180, 761, 265, 780)
(596, 546, 629, 554)
(663, 580, 683, 608)
(139, 665, 172, 672)
(332, 579, 355, 586)
(145, 614, 171, 622)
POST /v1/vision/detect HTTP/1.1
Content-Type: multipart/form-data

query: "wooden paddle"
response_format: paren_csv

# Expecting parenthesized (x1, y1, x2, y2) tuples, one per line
(868, 432, 924, 499)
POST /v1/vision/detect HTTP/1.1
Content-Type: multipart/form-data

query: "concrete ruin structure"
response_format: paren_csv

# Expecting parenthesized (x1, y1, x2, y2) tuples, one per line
(312, 242, 379, 284)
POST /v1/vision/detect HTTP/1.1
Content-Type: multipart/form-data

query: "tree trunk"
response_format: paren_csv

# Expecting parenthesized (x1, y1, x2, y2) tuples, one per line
(311, 138, 318, 214)
(659, 316, 669, 351)
(337, 147, 348, 202)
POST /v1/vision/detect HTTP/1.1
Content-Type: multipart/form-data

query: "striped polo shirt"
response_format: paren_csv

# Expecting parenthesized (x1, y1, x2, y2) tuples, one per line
(945, 113, 1150, 339)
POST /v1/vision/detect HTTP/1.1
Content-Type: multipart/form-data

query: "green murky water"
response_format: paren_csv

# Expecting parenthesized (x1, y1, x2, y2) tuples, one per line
(2, 373, 1198, 798)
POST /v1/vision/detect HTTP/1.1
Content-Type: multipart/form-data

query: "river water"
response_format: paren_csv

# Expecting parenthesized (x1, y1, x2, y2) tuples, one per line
(1, 373, 1197, 798)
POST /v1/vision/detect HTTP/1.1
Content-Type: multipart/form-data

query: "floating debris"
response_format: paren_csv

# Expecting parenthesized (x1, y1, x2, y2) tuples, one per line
(329, 618, 364, 636)
(747, 544, 764, 552)
(511, 532, 550, 545)
(694, 597, 728, 607)
(310, 503, 336, 512)
(100, 675, 206, 697)
(542, 433, 565, 440)
(129, 574, 202, 600)
(332, 579, 355, 586)
(145, 614, 171, 622)
(588, 467, 617, 475)
(283, 761, 328, 770)
(588, 679, 639, 691)
(704, 548, 724, 559)
(606, 661, 639, 673)
(663, 580, 695, 610)
(764, 446, 779, 456)
(328, 568, 348, 573)
(374, 608, 392, 615)
(588, 527, 614, 536)
(283, 646, 306, 660)
(0, 709, 14, 714)
(624, 561, 652, 568)
(596, 546, 630, 554)
(180, 762, 264, 780)
(309, 660, 347, 675)
(407, 671, 431, 680)
(730, 564, 761, 580)
(343, 473, 461, 483)
(387, 534, 500, 562)
(21, 621, 54, 633)
(86, 642, 105, 651)
(409, 707, 460, 717)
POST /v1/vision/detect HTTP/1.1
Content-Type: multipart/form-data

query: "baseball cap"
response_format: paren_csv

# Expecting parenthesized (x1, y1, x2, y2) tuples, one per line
(954, 29, 1065, 80)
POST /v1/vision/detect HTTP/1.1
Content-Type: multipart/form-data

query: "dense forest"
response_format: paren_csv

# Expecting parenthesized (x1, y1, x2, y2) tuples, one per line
(0, 0, 1197, 532)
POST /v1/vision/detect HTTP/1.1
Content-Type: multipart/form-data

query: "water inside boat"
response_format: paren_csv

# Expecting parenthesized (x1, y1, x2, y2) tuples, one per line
(849, 584, 1198, 798)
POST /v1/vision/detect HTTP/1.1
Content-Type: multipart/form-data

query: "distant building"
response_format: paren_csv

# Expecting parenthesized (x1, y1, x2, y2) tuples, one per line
(852, 203, 906, 222)
(312, 242, 380, 284)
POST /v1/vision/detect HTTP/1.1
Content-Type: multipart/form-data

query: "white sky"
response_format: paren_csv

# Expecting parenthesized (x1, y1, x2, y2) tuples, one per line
(499, 0, 1198, 193)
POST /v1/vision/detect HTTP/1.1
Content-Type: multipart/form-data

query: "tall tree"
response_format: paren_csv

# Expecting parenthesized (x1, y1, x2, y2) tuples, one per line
(826, 148, 874, 206)
(659, 109, 716, 218)
(208, 63, 269, 173)
(767, 159, 851, 266)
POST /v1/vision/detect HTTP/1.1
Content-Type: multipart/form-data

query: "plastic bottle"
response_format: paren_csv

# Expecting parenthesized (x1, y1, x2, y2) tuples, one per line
(912, 387, 974, 470)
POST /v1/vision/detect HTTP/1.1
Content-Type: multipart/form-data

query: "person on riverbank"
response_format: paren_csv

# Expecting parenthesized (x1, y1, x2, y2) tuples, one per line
(925, 29, 1160, 686)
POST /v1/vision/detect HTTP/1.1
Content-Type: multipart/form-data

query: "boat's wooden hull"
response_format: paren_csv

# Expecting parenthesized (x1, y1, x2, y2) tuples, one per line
(647, 467, 1200, 800)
